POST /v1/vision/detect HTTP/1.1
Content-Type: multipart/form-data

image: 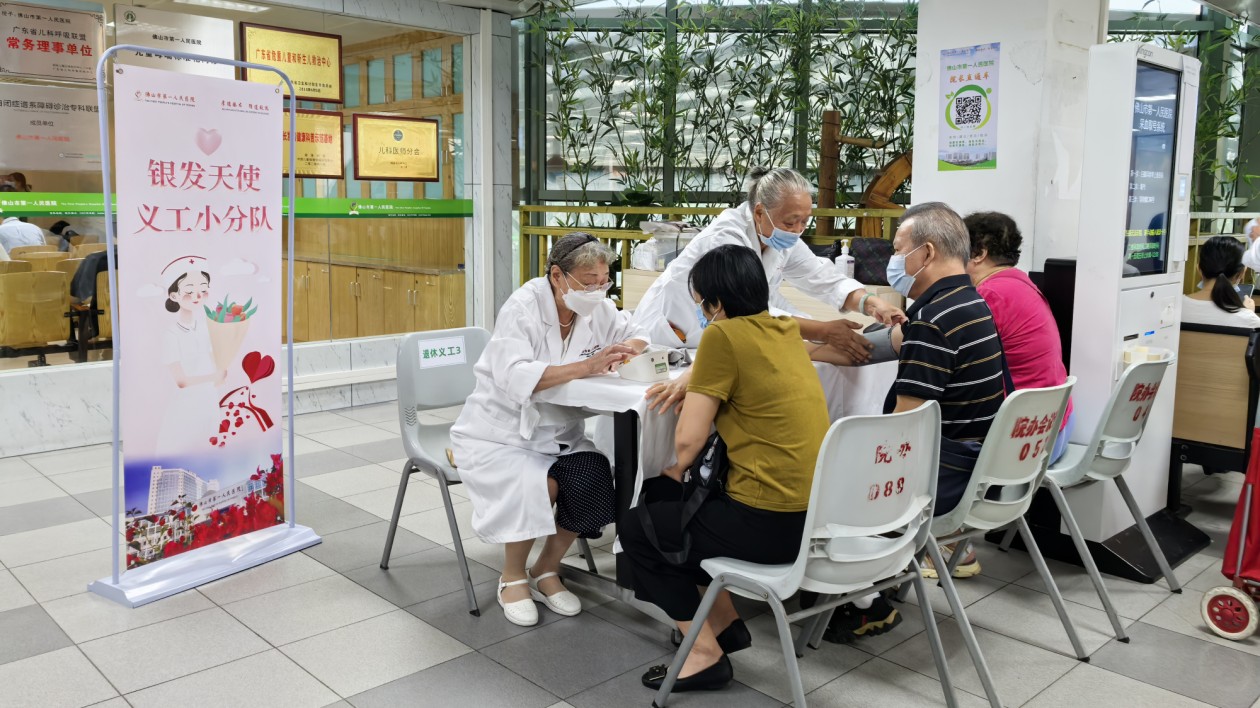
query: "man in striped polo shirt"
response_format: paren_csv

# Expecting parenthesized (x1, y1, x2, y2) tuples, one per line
(819, 202, 1007, 644)
(884, 201, 1007, 518)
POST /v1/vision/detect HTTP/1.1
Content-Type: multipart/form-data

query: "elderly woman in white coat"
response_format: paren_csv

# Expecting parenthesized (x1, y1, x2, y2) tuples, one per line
(631, 167, 905, 413)
(450, 233, 649, 627)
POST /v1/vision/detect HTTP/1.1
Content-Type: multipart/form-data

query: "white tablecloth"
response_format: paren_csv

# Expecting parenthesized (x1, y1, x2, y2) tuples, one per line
(533, 361, 898, 504)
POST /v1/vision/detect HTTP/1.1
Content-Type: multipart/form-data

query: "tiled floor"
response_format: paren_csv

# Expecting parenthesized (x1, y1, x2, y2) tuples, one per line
(2, 402, 1259, 707)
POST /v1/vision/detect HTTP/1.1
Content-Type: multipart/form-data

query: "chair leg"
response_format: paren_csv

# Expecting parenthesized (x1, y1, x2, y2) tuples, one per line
(438, 478, 480, 617)
(945, 540, 969, 577)
(925, 542, 1001, 708)
(1114, 475, 1182, 593)
(999, 527, 1017, 552)
(896, 547, 927, 603)
(910, 560, 958, 708)
(767, 594, 809, 708)
(808, 606, 834, 650)
(1018, 517, 1088, 660)
(1045, 480, 1129, 642)
(654, 582, 725, 708)
(578, 537, 598, 574)
(380, 462, 414, 570)
(794, 594, 830, 656)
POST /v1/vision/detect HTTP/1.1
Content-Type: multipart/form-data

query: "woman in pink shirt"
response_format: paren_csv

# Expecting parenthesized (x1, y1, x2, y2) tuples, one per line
(964, 212, 1074, 463)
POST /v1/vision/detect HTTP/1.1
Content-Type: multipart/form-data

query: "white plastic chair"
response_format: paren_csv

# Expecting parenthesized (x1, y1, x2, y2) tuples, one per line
(917, 379, 1077, 704)
(380, 327, 490, 617)
(654, 401, 971, 708)
(999, 358, 1180, 642)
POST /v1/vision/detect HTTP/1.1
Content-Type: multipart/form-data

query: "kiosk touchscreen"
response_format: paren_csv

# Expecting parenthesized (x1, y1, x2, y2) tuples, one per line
(1055, 43, 1206, 580)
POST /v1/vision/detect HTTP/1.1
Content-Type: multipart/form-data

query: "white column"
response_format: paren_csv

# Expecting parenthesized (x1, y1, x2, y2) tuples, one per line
(912, 0, 1105, 270)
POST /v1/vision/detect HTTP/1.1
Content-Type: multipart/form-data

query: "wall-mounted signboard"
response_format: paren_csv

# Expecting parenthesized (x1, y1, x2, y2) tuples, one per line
(0, 2, 105, 82)
(353, 114, 438, 182)
(240, 23, 341, 103)
(114, 4, 235, 80)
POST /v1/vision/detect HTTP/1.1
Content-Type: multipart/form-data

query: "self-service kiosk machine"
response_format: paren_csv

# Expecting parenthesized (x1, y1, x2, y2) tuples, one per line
(1050, 43, 1209, 580)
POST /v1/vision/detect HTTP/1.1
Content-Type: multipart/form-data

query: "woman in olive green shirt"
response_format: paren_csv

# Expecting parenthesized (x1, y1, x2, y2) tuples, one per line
(622, 244, 830, 694)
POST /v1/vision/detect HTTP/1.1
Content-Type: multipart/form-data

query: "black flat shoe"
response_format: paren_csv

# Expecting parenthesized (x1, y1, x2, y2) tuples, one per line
(670, 619, 753, 654)
(641, 654, 733, 692)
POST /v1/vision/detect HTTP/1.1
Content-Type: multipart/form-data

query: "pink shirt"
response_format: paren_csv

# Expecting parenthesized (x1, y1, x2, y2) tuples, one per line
(977, 268, 1073, 426)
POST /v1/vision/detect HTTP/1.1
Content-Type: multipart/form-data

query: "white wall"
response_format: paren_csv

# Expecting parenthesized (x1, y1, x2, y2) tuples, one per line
(913, 0, 1103, 271)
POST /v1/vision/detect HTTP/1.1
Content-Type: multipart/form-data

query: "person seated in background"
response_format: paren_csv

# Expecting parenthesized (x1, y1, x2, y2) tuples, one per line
(50, 220, 80, 253)
(811, 202, 1008, 640)
(1183, 235, 1260, 328)
(0, 186, 46, 256)
(964, 212, 1074, 466)
(450, 233, 648, 628)
(621, 244, 830, 695)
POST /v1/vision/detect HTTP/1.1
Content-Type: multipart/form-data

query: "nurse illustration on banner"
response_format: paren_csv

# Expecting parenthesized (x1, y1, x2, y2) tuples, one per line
(450, 233, 650, 628)
(154, 255, 227, 458)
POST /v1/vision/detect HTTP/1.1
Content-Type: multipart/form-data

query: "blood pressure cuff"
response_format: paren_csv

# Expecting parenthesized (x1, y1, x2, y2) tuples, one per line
(858, 324, 899, 365)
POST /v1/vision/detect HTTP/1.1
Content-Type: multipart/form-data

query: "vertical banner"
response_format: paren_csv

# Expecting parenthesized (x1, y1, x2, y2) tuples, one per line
(114, 5, 235, 79)
(938, 42, 999, 171)
(0, 2, 104, 82)
(115, 65, 283, 570)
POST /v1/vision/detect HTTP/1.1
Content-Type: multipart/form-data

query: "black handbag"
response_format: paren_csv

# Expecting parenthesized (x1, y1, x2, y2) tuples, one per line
(635, 432, 729, 565)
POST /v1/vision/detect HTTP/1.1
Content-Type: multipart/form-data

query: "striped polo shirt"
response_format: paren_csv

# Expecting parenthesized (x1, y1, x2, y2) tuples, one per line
(883, 273, 1006, 441)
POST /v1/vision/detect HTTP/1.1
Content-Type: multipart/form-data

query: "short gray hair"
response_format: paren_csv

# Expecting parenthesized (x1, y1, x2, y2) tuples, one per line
(745, 167, 813, 209)
(548, 232, 615, 273)
(900, 202, 971, 263)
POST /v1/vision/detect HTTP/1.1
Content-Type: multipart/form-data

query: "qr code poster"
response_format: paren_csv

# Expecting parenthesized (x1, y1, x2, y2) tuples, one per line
(938, 42, 999, 171)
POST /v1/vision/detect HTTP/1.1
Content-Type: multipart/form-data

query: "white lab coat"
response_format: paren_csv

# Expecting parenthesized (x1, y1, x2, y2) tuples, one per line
(630, 202, 866, 348)
(1242, 220, 1260, 272)
(450, 277, 650, 544)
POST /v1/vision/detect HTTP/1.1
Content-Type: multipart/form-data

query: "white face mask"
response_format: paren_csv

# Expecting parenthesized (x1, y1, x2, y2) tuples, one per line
(561, 271, 608, 317)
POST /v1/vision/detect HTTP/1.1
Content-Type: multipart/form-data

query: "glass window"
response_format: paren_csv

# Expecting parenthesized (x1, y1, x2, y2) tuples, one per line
(454, 113, 464, 199)
(367, 58, 386, 104)
(394, 54, 413, 101)
(344, 63, 361, 108)
(425, 116, 443, 199)
(397, 181, 414, 199)
(452, 43, 463, 95)
(302, 178, 316, 196)
(422, 48, 443, 98)
(344, 126, 361, 197)
(370, 181, 387, 199)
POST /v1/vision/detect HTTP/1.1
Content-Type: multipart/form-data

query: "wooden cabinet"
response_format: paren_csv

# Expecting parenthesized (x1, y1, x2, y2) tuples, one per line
(305, 263, 331, 341)
(287, 259, 465, 340)
(440, 272, 465, 329)
(282, 259, 314, 342)
(330, 265, 358, 340)
(356, 268, 385, 338)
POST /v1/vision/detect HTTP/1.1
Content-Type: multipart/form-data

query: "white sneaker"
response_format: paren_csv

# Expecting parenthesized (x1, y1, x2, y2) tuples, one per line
(528, 569, 582, 617)
(497, 577, 538, 627)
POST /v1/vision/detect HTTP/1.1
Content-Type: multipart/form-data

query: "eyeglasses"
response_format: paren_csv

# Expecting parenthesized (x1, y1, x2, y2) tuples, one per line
(566, 271, 612, 293)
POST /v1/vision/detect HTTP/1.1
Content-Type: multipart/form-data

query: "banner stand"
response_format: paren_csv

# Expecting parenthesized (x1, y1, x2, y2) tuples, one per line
(88, 46, 319, 608)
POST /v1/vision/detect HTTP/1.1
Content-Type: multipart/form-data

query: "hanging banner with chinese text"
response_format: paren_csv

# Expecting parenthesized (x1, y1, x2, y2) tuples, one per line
(240, 23, 341, 103)
(938, 42, 999, 171)
(0, 2, 104, 82)
(115, 65, 284, 570)
(114, 5, 234, 80)
(0, 83, 100, 171)
(283, 109, 342, 178)
(353, 114, 438, 182)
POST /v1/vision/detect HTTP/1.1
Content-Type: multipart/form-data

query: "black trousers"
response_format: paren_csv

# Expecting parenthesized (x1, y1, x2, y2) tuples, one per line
(619, 477, 806, 622)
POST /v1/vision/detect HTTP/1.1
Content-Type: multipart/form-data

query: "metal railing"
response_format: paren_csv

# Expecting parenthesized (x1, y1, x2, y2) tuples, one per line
(517, 204, 904, 284)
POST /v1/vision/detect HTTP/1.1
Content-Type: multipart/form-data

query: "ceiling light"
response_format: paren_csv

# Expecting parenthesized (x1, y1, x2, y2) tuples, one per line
(173, 0, 270, 13)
